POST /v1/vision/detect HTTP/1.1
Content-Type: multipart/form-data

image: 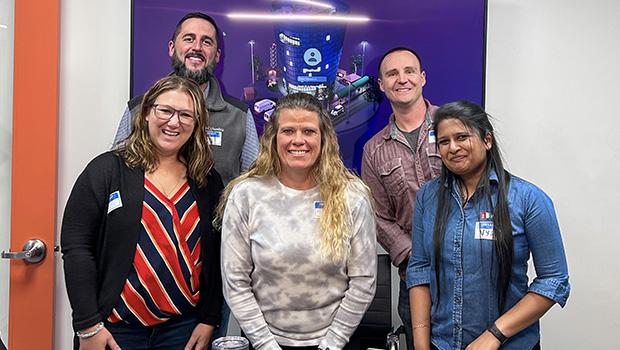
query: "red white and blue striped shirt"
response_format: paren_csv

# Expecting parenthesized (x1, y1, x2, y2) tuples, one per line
(108, 178, 202, 325)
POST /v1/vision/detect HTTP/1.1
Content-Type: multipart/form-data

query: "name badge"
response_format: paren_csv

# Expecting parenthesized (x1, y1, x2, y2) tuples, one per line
(428, 130, 436, 144)
(108, 191, 123, 214)
(475, 221, 494, 240)
(314, 201, 324, 218)
(208, 130, 222, 146)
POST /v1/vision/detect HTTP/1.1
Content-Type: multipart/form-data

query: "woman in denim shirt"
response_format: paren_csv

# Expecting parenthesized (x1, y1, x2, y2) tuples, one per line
(407, 101, 570, 350)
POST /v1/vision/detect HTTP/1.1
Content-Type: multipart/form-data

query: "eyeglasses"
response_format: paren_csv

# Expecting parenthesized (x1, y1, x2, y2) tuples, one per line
(152, 104, 196, 126)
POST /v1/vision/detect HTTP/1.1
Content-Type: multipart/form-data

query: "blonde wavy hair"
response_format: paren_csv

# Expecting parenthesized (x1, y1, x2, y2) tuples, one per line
(114, 76, 214, 188)
(215, 92, 373, 261)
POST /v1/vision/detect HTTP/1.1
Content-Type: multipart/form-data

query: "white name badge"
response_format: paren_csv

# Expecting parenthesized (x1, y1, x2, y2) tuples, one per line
(429, 130, 436, 144)
(208, 130, 222, 146)
(475, 221, 494, 240)
(314, 201, 324, 218)
(108, 191, 123, 214)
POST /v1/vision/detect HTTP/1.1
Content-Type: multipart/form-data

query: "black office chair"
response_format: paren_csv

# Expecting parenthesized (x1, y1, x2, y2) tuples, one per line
(345, 254, 396, 350)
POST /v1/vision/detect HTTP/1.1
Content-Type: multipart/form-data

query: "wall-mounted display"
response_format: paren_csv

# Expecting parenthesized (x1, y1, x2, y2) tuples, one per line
(132, 0, 486, 171)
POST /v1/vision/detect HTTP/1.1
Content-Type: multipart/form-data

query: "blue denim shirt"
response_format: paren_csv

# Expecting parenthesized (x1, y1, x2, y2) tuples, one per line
(407, 170, 570, 350)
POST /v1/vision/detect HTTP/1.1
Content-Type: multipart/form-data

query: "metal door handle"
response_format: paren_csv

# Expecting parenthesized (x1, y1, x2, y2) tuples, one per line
(1, 239, 47, 263)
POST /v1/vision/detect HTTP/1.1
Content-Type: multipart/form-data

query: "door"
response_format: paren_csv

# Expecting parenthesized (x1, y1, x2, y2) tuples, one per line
(1, 0, 59, 349)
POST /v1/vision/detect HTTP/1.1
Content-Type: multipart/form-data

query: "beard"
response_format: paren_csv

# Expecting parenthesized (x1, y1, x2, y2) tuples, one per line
(171, 51, 216, 86)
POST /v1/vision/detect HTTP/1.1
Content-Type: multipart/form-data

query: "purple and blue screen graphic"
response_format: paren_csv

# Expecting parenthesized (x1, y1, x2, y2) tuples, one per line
(132, 0, 486, 172)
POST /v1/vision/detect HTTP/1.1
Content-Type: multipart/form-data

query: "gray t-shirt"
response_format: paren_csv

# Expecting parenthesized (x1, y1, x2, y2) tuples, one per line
(221, 175, 377, 350)
(400, 125, 421, 160)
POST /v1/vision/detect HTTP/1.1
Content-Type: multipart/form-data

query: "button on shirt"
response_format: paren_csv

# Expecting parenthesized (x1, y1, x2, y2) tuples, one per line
(361, 99, 441, 280)
(407, 170, 570, 350)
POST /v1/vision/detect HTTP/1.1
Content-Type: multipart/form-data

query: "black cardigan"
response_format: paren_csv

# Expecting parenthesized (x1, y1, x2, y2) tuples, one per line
(61, 152, 224, 331)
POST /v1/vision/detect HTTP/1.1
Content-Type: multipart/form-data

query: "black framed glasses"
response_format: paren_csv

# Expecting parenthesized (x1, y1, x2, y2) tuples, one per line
(152, 104, 196, 126)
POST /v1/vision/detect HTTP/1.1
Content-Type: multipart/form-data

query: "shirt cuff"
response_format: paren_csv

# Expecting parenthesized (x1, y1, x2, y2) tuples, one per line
(528, 276, 570, 307)
(320, 331, 347, 350)
(406, 266, 431, 289)
(254, 338, 281, 350)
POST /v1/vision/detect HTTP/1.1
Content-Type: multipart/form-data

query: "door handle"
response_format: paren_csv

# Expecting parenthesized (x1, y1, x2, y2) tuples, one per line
(1, 239, 47, 263)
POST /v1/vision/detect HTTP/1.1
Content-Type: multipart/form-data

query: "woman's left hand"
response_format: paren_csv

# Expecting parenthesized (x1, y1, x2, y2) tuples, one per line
(465, 330, 501, 350)
(184, 323, 215, 350)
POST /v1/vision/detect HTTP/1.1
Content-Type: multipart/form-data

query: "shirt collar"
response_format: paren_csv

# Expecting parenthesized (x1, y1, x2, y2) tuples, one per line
(389, 99, 432, 140)
(489, 168, 499, 183)
(445, 166, 500, 191)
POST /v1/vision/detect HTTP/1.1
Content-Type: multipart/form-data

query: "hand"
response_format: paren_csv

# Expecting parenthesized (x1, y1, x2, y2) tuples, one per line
(185, 323, 215, 350)
(78, 326, 121, 350)
(465, 330, 501, 350)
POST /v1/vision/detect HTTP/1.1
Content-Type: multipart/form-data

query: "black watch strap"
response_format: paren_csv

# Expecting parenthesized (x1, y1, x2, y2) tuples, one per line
(487, 322, 508, 344)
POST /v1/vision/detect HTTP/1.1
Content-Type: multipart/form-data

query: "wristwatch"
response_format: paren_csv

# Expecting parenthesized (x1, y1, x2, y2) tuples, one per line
(487, 322, 507, 344)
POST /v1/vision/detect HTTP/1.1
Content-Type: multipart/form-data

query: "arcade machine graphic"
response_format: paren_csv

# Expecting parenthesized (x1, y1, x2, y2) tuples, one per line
(241, 0, 381, 159)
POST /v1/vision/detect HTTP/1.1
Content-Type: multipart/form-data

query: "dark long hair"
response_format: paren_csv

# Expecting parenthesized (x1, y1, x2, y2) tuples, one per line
(432, 100, 513, 312)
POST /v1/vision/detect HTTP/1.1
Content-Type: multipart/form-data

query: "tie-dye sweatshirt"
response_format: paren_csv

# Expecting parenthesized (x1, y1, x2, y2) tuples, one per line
(221, 175, 377, 350)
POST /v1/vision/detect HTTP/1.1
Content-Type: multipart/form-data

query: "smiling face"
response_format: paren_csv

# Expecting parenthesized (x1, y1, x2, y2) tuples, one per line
(436, 118, 492, 184)
(378, 50, 426, 108)
(146, 89, 196, 159)
(169, 18, 221, 86)
(276, 108, 322, 187)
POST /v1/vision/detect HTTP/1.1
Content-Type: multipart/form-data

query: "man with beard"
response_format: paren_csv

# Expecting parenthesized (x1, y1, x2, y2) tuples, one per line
(113, 12, 259, 185)
(112, 12, 258, 342)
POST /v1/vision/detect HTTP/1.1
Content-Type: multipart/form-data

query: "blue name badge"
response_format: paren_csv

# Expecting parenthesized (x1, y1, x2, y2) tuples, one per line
(429, 130, 436, 143)
(314, 201, 324, 218)
(208, 130, 222, 146)
(475, 221, 494, 240)
(108, 191, 123, 214)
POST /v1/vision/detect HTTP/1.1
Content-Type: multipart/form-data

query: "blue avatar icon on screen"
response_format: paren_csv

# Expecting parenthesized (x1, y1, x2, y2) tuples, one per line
(304, 48, 322, 66)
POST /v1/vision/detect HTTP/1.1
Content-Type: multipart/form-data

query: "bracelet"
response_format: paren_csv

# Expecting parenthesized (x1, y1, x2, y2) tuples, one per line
(487, 322, 507, 344)
(76, 322, 104, 339)
(412, 324, 429, 330)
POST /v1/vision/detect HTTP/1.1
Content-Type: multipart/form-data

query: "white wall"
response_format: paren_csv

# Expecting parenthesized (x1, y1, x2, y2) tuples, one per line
(54, 1, 130, 348)
(53, 0, 619, 349)
(0, 0, 14, 345)
(485, 0, 620, 349)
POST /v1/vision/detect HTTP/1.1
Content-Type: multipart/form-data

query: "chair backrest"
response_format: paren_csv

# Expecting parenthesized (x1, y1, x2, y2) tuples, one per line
(345, 254, 392, 350)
